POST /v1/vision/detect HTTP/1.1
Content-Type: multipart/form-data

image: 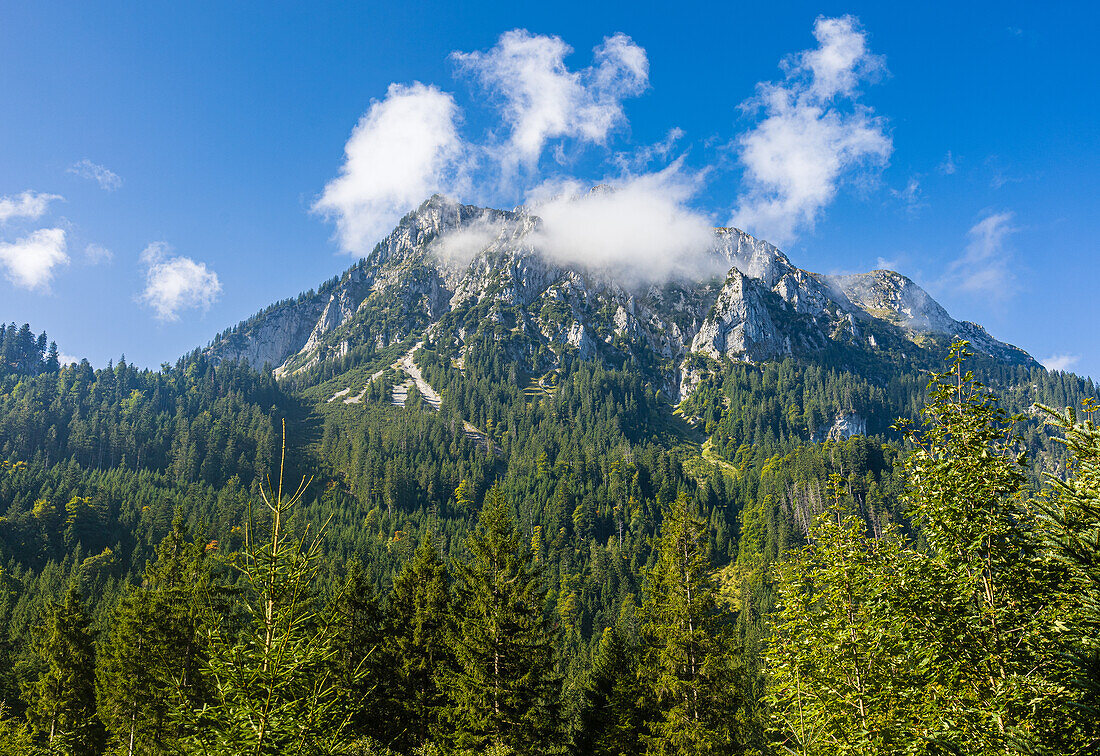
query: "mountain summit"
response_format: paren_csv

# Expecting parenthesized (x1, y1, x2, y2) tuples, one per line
(207, 195, 1035, 398)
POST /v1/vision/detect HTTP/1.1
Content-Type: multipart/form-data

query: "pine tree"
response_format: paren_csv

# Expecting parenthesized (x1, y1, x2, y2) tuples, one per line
(30, 585, 104, 756)
(443, 486, 562, 755)
(389, 533, 452, 752)
(640, 492, 741, 755)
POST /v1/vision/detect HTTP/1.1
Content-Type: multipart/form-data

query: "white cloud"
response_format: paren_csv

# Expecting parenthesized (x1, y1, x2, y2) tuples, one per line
(84, 243, 113, 264)
(0, 228, 69, 290)
(1042, 354, 1079, 372)
(453, 30, 648, 172)
(526, 161, 718, 285)
(69, 159, 122, 191)
(57, 353, 82, 367)
(943, 211, 1018, 297)
(0, 190, 63, 224)
(313, 82, 465, 255)
(730, 15, 891, 247)
(139, 242, 222, 321)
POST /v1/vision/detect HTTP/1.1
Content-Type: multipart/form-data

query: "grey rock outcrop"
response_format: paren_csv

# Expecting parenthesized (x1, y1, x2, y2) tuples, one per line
(204, 194, 1037, 400)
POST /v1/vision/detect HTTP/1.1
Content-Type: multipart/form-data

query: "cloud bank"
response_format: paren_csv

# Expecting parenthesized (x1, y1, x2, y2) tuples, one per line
(527, 162, 718, 284)
(0, 228, 69, 290)
(730, 15, 891, 246)
(1042, 354, 1079, 372)
(139, 242, 222, 321)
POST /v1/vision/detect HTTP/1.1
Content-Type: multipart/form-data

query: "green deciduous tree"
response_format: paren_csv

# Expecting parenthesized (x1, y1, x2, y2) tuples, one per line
(765, 485, 924, 755)
(900, 342, 1075, 753)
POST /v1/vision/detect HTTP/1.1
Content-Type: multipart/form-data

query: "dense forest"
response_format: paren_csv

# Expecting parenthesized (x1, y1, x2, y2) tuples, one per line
(0, 319, 1098, 754)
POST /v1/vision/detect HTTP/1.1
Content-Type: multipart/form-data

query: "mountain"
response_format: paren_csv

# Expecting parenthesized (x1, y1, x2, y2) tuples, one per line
(206, 194, 1036, 397)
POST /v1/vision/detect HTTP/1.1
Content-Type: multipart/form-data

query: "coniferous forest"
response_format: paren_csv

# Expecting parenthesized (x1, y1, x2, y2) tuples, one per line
(0, 320, 1098, 755)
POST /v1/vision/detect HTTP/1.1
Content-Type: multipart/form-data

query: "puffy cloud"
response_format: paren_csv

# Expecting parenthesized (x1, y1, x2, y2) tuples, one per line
(943, 211, 1018, 297)
(313, 83, 464, 255)
(69, 159, 122, 191)
(139, 242, 222, 321)
(0, 190, 63, 224)
(527, 161, 718, 285)
(1042, 354, 1079, 372)
(0, 228, 69, 290)
(453, 30, 648, 171)
(730, 15, 891, 247)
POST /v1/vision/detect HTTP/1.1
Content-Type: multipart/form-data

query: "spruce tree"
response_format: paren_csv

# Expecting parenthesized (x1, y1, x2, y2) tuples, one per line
(389, 533, 452, 752)
(328, 561, 398, 749)
(574, 625, 649, 756)
(1036, 401, 1100, 744)
(640, 492, 741, 755)
(30, 585, 104, 756)
(443, 486, 562, 755)
(97, 516, 225, 755)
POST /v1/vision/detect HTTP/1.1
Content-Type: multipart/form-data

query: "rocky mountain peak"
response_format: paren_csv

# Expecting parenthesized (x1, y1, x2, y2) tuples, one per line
(205, 196, 1037, 397)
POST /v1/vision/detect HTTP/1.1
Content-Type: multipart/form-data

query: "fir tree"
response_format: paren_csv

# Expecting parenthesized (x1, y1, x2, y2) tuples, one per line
(328, 560, 397, 749)
(574, 625, 649, 756)
(443, 486, 562, 755)
(1036, 400, 1100, 745)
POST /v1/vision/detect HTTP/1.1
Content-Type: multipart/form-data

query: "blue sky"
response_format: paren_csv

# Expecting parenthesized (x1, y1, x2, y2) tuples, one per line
(1, 0, 1097, 376)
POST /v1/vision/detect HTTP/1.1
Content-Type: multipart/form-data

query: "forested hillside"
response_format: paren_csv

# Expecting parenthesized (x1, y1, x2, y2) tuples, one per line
(1, 307, 1098, 755)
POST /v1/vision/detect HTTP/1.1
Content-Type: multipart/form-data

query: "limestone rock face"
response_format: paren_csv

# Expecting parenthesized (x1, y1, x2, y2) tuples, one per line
(691, 270, 785, 362)
(204, 194, 1037, 399)
(828, 270, 1034, 364)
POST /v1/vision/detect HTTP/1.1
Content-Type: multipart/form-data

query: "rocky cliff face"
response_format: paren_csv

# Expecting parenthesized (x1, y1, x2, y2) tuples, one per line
(205, 195, 1037, 398)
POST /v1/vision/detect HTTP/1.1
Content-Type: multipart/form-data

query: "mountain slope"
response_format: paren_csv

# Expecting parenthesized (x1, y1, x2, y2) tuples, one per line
(206, 195, 1037, 398)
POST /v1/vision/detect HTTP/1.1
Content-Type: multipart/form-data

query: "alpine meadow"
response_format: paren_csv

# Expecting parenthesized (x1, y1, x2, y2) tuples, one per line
(1, 4, 1097, 755)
